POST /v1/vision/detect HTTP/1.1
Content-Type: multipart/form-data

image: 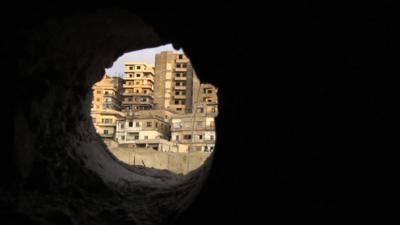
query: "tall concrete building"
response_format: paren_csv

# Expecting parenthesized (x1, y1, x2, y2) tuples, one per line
(154, 51, 199, 114)
(154, 51, 218, 116)
(121, 62, 155, 111)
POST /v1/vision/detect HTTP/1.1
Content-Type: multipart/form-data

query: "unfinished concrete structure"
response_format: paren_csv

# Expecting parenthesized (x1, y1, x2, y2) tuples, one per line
(122, 62, 155, 111)
(115, 109, 172, 151)
(171, 112, 216, 152)
(154, 51, 200, 114)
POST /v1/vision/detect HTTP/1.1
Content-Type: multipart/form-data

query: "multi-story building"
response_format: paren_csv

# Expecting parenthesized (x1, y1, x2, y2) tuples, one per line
(170, 112, 216, 152)
(154, 51, 201, 114)
(115, 110, 174, 151)
(91, 75, 124, 140)
(195, 83, 218, 117)
(122, 62, 155, 111)
(91, 109, 126, 140)
(91, 74, 123, 111)
(154, 51, 219, 116)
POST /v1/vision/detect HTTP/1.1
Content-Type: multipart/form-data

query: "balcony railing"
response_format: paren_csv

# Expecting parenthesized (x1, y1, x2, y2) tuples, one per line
(174, 67, 187, 72)
(174, 95, 186, 99)
(171, 125, 216, 131)
(174, 76, 187, 81)
(176, 58, 189, 63)
(97, 123, 116, 127)
(174, 86, 187, 90)
(100, 134, 114, 138)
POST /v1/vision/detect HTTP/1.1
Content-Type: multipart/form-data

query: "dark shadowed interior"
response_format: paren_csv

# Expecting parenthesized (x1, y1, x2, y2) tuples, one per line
(1, 3, 396, 225)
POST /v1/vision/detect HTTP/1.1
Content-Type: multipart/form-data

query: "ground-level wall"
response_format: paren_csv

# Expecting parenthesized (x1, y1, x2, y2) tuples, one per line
(107, 146, 210, 174)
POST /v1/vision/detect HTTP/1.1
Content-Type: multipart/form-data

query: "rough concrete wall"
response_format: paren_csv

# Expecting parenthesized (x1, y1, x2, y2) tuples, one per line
(3, 9, 213, 225)
(109, 147, 210, 174)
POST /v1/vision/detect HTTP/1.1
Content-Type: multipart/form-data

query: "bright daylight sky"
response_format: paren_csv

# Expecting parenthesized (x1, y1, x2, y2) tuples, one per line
(105, 44, 183, 77)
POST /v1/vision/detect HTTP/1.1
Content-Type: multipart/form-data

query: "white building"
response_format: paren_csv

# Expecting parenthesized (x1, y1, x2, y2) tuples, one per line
(170, 112, 216, 152)
(115, 110, 176, 152)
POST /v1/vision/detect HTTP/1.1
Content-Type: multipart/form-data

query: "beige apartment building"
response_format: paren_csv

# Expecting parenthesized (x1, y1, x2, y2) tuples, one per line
(91, 75, 124, 140)
(122, 62, 155, 111)
(91, 109, 126, 140)
(91, 75, 123, 111)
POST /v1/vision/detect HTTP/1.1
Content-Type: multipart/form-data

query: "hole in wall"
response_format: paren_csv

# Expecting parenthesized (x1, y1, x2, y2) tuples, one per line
(90, 43, 219, 177)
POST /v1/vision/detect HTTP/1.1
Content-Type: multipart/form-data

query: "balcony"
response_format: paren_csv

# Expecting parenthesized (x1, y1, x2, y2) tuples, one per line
(174, 76, 187, 81)
(174, 67, 187, 72)
(123, 84, 134, 88)
(176, 58, 189, 63)
(171, 125, 215, 132)
(174, 95, 186, 99)
(101, 134, 114, 138)
(141, 84, 154, 89)
(174, 86, 187, 90)
(97, 123, 116, 127)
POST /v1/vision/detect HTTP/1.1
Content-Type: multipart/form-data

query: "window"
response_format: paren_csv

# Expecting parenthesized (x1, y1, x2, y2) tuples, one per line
(144, 90, 148, 94)
(175, 91, 180, 95)
(135, 81, 140, 85)
(176, 64, 181, 68)
(182, 64, 187, 68)
(184, 135, 192, 140)
(136, 66, 141, 70)
(129, 74, 133, 78)
(144, 136, 148, 140)
(175, 100, 180, 104)
(176, 135, 179, 140)
(121, 136, 125, 140)
(104, 130, 108, 134)
(199, 135, 203, 140)
(135, 122, 140, 127)
(155, 122, 158, 128)
(147, 122, 152, 127)
(129, 121, 133, 127)
(129, 66, 133, 70)
(97, 91, 101, 94)
(96, 98, 100, 102)
(105, 91, 109, 95)
(101, 118, 112, 124)
(175, 82, 181, 86)
(197, 108, 204, 113)
(177, 108, 182, 111)
(207, 90, 213, 94)
(136, 90, 139, 93)
(178, 54, 183, 59)
(136, 73, 140, 77)
(210, 135, 215, 140)
(120, 123, 124, 129)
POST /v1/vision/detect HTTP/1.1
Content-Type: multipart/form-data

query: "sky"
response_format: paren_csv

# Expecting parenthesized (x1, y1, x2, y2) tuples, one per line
(105, 44, 183, 77)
